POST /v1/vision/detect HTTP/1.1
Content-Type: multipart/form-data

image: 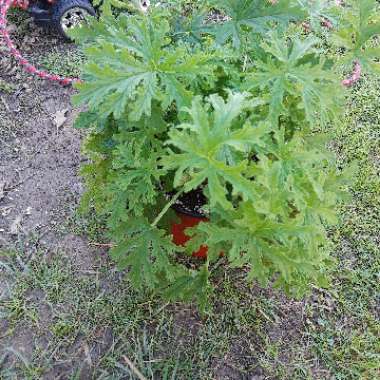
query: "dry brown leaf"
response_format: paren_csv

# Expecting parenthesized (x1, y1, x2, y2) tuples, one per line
(53, 109, 68, 128)
(10, 215, 22, 235)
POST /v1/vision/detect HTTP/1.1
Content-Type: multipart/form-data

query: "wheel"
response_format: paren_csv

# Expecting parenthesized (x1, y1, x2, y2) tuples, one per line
(52, 0, 96, 39)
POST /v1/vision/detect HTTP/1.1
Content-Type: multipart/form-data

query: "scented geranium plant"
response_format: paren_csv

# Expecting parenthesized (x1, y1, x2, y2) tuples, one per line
(70, 0, 378, 309)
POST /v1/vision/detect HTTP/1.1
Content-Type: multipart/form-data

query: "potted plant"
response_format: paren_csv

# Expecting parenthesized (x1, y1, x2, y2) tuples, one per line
(71, 0, 377, 309)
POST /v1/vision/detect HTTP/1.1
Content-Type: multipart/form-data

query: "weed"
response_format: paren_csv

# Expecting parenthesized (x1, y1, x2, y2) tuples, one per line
(41, 47, 85, 78)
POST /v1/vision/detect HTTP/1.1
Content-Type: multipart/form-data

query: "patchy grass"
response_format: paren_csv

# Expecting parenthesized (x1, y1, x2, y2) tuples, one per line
(0, 80, 16, 94)
(0, 249, 270, 379)
(41, 48, 85, 79)
(1, 58, 379, 380)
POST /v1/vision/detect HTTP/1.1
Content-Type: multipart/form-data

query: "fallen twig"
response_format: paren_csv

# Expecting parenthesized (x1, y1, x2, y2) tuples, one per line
(88, 242, 114, 248)
(123, 356, 148, 380)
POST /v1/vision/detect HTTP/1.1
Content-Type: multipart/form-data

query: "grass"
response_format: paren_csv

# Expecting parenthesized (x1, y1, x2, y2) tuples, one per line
(1, 27, 379, 380)
(41, 48, 85, 79)
(0, 80, 16, 94)
(1, 249, 255, 378)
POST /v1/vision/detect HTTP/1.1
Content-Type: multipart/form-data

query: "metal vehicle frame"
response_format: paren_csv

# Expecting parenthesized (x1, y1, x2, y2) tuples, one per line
(28, 0, 95, 38)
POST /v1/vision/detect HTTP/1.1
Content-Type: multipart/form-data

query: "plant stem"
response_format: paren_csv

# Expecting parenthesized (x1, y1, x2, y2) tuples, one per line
(151, 190, 184, 228)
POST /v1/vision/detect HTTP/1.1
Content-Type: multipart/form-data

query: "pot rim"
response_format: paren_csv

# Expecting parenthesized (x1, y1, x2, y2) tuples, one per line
(171, 203, 208, 220)
(167, 188, 208, 219)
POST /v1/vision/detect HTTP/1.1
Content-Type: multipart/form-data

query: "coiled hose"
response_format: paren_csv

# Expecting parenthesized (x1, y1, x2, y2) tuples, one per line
(0, 0, 79, 85)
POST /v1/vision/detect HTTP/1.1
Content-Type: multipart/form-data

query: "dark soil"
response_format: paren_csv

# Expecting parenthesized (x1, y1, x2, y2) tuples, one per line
(172, 188, 208, 218)
(0, 18, 81, 248)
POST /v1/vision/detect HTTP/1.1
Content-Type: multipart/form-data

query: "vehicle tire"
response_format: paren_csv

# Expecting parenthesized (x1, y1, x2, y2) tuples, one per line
(52, 0, 95, 39)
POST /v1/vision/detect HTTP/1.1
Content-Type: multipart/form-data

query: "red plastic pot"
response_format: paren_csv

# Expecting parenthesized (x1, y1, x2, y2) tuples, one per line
(171, 212, 209, 259)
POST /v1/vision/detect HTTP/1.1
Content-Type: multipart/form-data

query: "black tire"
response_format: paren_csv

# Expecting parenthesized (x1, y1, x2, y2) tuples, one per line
(52, 0, 95, 39)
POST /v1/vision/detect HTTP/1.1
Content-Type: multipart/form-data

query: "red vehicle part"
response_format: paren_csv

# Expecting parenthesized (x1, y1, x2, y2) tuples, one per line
(171, 212, 209, 259)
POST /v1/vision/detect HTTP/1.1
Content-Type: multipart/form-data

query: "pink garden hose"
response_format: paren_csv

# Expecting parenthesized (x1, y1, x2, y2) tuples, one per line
(0, 0, 80, 85)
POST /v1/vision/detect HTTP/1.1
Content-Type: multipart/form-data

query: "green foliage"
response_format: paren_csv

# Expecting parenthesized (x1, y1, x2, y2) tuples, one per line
(297, 0, 338, 31)
(205, 0, 306, 48)
(244, 34, 342, 126)
(109, 217, 183, 289)
(74, 15, 215, 119)
(331, 0, 380, 74)
(162, 93, 267, 210)
(71, 0, 368, 308)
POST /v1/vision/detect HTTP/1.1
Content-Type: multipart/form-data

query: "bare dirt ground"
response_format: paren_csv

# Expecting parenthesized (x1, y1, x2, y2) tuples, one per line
(0, 24, 101, 270)
(0, 16, 112, 378)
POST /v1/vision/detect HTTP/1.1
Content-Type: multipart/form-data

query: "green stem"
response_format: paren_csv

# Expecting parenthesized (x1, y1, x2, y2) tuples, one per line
(151, 190, 184, 228)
